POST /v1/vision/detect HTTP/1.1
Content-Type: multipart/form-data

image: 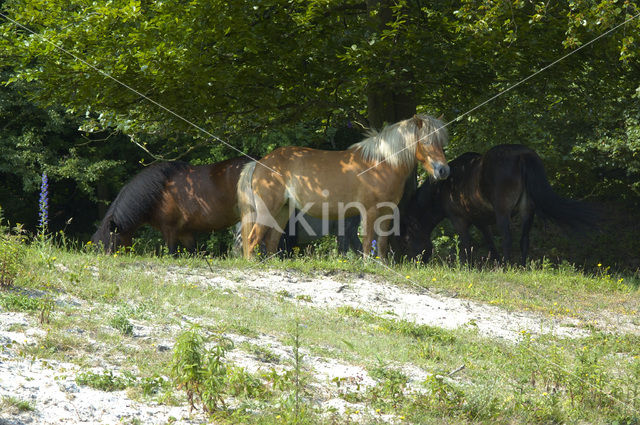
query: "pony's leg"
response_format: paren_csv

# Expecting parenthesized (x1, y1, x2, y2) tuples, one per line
(479, 225, 499, 261)
(161, 227, 179, 256)
(495, 212, 513, 263)
(519, 210, 535, 267)
(350, 231, 363, 254)
(346, 217, 363, 254)
(179, 233, 196, 255)
(263, 208, 290, 255)
(167, 241, 178, 256)
(336, 231, 348, 255)
(450, 217, 472, 264)
(246, 209, 288, 257)
(244, 184, 287, 258)
(361, 208, 378, 259)
(244, 203, 276, 257)
(246, 223, 269, 258)
(333, 219, 345, 255)
(241, 217, 254, 258)
(376, 225, 392, 261)
(278, 218, 296, 257)
(116, 233, 133, 254)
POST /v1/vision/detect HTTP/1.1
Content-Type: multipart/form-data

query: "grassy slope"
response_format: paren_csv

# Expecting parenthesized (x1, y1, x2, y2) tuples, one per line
(1, 241, 640, 424)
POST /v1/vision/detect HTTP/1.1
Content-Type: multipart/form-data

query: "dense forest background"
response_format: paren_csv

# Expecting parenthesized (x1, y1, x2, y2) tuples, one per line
(0, 0, 638, 269)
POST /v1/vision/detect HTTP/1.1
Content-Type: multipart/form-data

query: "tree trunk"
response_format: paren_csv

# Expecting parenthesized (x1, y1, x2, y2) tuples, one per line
(365, 0, 418, 203)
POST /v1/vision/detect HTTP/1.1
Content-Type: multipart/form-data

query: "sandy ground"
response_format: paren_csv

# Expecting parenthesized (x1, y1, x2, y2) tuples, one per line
(172, 267, 590, 341)
(0, 265, 629, 424)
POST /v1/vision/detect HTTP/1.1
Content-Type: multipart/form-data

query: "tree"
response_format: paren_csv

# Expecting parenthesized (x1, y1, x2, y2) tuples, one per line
(1, 0, 638, 199)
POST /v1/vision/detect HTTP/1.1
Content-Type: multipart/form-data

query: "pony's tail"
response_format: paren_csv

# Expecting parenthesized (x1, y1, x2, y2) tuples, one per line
(237, 161, 257, 257)
(522, 153, 600, 231)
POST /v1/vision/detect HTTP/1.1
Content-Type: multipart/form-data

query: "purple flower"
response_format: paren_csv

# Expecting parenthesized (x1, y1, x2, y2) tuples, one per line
(38, 172, 49, 232)
(370, 239, 377, 256)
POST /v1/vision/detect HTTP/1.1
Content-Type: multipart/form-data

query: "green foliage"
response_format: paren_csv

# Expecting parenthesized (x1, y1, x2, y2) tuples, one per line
(0, 0, 639, 268)
(77, 369, 170, 398)
(110, 310, 134, 336)
(38, 291, 54, 325)
(0, 228, 26, 287)
(244, 343, 282, 364)
(338, 305, 456, 343)
(0, 395, 35, 412)
(0, 291, 42, 312)
(171, 327, 235, 413)
(76, 369, 131, 392)
(368, 362, 409, 409)
(170, 325, 319, 422)
(137, 374, 171, 398)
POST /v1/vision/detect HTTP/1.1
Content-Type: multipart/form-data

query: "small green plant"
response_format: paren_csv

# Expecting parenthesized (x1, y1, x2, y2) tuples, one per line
(76, 369, 131, 392)
(137, 374, 170, 397)
(225, 366, 269, 399)
(424, 374, 465, 409)
(368, 361, 409, 408)
(39, 283, 55, 325)
(0, 292, 42, 311)
(171, 327, 235, 413)
(290, 320, 305, 420)
(245, 343, 281, 364)
(277, 289, 292, 299)
(431, 227, 455, 262)
(0, 209, 26, 287)
(110, 310, 134, 336)
(1, 395, 35, 412)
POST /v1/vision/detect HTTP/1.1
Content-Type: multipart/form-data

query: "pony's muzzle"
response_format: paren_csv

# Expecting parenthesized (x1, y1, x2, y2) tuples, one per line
(433, 163, 450, 180)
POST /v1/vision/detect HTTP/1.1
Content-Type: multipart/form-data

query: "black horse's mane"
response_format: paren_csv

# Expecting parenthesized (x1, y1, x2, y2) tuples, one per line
(92, 161, 191, 247)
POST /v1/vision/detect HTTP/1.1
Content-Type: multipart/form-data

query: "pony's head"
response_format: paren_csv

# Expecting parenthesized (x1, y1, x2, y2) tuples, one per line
(351, 114, 450, 179)
(412, 114, 449, 180)
(394, 217, 434, 264)
(90, 215, 130, 254)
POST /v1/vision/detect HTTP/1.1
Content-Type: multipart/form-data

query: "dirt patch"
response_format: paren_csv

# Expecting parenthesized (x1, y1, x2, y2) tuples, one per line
(168, 268, 590, 341)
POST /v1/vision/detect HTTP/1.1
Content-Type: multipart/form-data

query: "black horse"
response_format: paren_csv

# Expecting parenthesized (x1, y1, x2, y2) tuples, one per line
(392, 144, 599, 265)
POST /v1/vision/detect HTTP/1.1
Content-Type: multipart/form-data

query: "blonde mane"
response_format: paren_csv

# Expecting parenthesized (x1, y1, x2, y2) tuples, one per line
(350, 114, 448, 168)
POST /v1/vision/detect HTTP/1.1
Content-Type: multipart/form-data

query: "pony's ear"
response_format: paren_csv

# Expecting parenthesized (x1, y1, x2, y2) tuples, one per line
(437, 114, 444, 120)
(413, 114, 423, 129)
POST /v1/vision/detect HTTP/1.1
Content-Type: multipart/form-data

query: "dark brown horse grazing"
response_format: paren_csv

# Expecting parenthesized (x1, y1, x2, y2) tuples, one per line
(91, 157, 251, 254)
(393, 144, 599, 265)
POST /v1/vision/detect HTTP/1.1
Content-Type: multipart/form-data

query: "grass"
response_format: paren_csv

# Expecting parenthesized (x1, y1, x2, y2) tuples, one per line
(1, 395, 35, 413)
(0, 291, 42, 311)
(1, 236, 640, 423)
(76, 369, 131, 392)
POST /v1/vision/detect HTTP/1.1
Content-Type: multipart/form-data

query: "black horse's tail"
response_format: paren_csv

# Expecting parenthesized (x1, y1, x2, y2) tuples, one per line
(91, 162, 190, 252)
(522, 153, 599, 230)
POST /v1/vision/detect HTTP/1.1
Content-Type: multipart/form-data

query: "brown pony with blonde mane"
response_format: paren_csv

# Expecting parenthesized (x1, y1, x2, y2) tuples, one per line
(238, 114, 450, 259)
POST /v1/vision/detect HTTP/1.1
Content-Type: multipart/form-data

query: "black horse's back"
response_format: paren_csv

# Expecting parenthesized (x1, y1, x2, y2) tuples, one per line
(519, 150, 599, 230)
(91, 161, 190, 252)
